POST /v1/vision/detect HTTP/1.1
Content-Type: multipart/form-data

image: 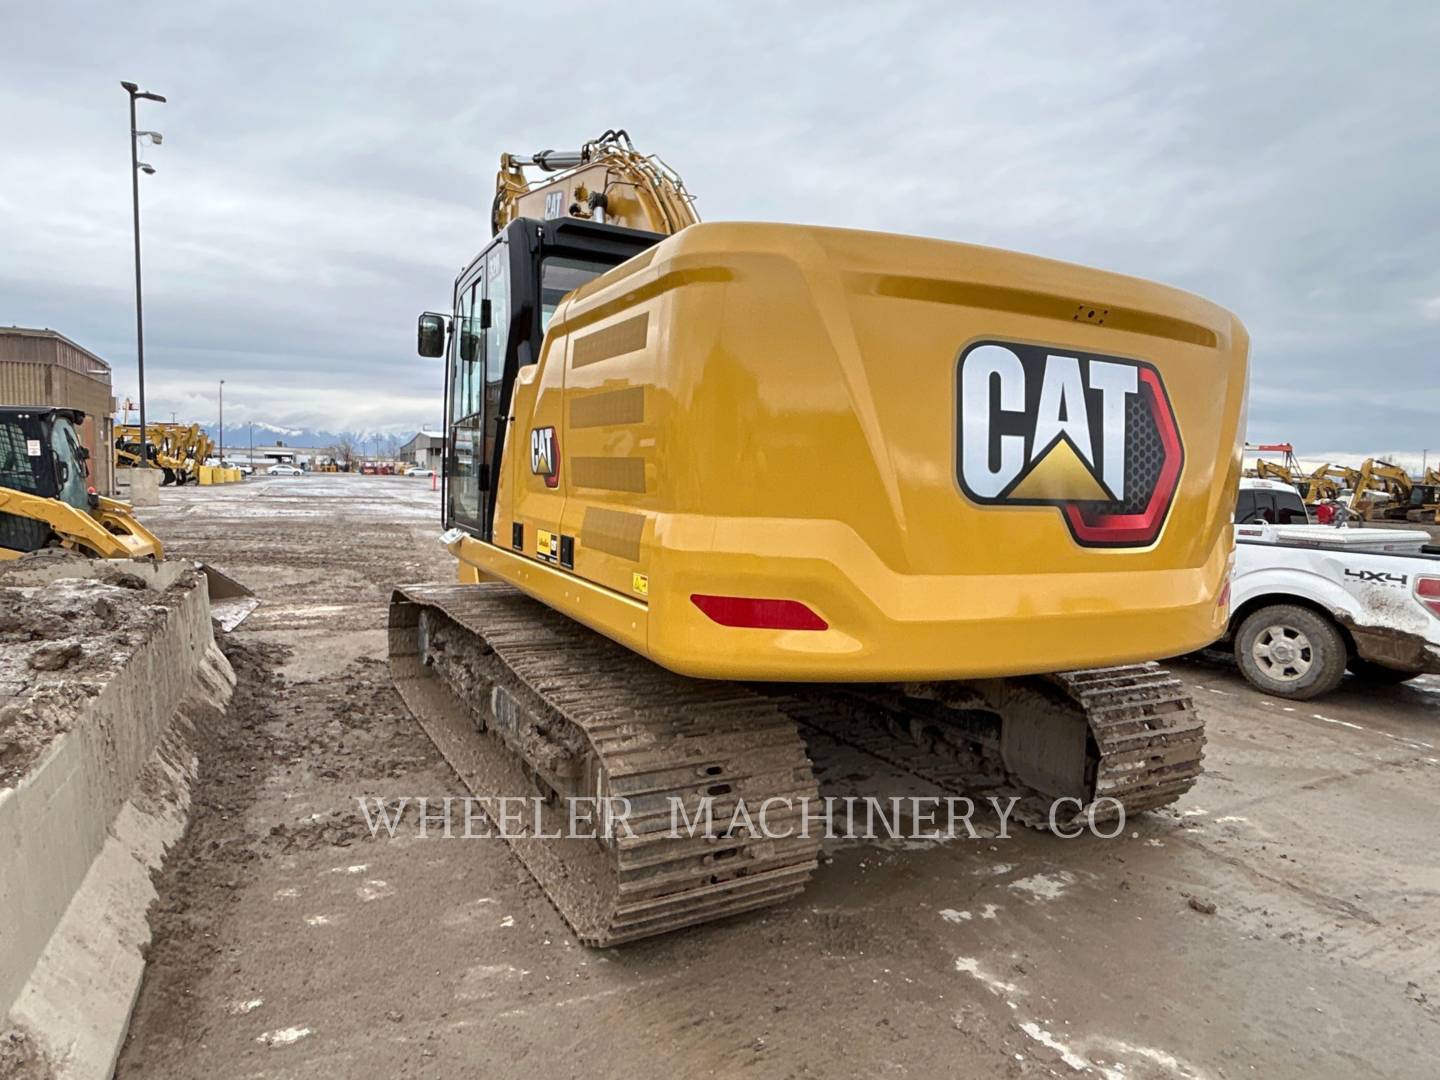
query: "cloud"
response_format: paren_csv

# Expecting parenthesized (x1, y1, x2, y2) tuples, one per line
(1, 1, 1437, 453)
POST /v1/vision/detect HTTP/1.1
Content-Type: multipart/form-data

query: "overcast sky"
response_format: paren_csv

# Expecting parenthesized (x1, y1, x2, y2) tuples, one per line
(3, 2, 1437, 451)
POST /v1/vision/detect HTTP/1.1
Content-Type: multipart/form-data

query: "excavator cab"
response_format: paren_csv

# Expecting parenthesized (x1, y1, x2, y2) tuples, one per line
(420, 217, 664, 544)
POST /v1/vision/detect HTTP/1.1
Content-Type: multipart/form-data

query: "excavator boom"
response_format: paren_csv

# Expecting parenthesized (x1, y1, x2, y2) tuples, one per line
(493, 129, 698, 236)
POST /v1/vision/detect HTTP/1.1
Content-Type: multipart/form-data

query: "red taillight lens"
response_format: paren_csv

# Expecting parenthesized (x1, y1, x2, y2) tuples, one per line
(690, 594, 828, 631)
(1416, 576, 1440, 618)
(1216, 580, 1232, 613)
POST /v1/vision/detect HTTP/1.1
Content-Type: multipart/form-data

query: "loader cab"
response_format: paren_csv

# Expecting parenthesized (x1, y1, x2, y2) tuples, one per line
(424, 217, 664, 540)
(0, 407, 93, 552)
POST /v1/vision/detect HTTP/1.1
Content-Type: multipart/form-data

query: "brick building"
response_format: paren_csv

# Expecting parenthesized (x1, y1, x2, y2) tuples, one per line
(0, 327, 117, 495)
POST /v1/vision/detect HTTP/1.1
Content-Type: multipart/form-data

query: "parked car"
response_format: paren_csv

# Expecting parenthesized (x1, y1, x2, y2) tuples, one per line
(1222, 478, 1440, 698)
(409, 468, 436, 478)
(267, 464, 304, 477)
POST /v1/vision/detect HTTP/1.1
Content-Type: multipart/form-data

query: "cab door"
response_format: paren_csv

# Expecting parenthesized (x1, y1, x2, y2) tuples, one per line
(445, 267, 487, 532)
(445, 238, 512, 539)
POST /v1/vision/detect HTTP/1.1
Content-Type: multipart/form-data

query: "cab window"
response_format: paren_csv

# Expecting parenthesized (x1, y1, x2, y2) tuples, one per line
(539, 256, 612, 332)
(1235, 491, 1257, 523)
(448, 280, 484, 526)
(1272, 490, 1309, 525)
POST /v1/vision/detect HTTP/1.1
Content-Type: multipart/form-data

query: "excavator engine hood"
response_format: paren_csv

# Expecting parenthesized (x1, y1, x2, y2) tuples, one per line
(472, 222, 1249, 681)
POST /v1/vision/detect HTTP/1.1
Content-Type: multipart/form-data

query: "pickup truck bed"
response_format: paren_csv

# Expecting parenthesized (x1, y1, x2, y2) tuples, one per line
(1226, 522, 1440, 698)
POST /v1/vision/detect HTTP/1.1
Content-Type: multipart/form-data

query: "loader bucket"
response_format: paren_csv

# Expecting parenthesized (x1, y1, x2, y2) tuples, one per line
(199, 562, 260, 630)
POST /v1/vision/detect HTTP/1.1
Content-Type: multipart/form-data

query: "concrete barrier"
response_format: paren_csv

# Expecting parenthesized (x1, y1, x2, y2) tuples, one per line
(0, 570, 235, 1078)
(113, 467, 161, 506)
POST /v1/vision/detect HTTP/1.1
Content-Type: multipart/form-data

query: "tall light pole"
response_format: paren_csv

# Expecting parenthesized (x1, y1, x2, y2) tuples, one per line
(218, 379, 225, 463)
(122, 80, 165, 468)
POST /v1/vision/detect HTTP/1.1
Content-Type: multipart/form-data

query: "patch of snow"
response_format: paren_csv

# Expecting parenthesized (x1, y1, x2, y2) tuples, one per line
(974, 862, 1014, 877)
(954, 956, 1019, 996)
(257, 1026, 313, 1048)
(1019, 1022, 1097, 1074)
(1008, 871, 1076, 901)
(940, 909, 972, 923)
(356, 880, 394, 902)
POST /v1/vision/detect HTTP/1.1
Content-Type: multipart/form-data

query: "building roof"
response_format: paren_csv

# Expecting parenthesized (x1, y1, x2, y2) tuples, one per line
(0, 327, 111, 375)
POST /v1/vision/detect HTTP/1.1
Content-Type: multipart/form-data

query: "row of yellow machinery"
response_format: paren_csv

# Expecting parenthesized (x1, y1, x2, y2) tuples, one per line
(1244, 442, 1439, 522)
(114, 422, 213, 485)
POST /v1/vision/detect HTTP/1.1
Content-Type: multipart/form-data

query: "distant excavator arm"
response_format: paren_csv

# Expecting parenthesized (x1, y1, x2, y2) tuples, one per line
(492, 129, 699, 236)
(1253, 460, 1295, 484)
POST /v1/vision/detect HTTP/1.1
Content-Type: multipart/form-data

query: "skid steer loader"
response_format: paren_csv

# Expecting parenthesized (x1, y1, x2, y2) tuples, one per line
(390, 131, 1249, 945)
(1, 406, 256, 626)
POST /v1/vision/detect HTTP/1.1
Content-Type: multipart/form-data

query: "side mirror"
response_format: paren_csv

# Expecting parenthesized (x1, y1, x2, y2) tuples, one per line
(417, 312, 447, 358)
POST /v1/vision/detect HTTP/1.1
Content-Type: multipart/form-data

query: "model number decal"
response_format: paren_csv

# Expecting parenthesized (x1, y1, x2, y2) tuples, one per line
(1344, 569, 1408, 585)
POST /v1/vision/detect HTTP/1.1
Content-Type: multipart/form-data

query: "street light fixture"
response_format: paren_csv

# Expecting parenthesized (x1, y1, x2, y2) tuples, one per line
(122, 80, 166, 468)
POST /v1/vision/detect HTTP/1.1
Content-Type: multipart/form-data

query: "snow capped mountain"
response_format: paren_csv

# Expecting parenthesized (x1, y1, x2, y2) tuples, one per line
(196, 423, 443, 449)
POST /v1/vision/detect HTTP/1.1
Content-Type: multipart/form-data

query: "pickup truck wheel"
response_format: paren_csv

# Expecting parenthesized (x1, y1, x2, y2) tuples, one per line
(1235, 604, 1347, 700)
(1347, 658, 1424, 685)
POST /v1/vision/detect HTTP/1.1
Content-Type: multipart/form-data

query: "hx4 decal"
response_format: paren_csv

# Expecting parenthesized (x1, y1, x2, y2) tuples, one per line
(956, 340, 1184, 548)
(530, 426, 560, 488)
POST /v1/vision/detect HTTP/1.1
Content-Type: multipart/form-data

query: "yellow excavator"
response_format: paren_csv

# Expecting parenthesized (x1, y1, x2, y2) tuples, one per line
(1348, 458, 1414, 521)
(1405, 466, 1440, 524)
(1, 406, 164, 560)
(1298, 463, 1360, 505)
(391, 131, 1249, 945)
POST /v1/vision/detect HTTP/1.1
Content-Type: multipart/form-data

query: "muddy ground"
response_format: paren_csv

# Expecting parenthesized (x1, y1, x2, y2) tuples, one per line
(113, 475, 1440, 1079)
(0, 555, 187, 787)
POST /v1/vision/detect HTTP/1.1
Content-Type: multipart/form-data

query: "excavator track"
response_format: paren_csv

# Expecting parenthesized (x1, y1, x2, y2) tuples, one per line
(771, 665, 1205, 829)
(390, 584, 1205, 945)
(389, 583, 821, 946)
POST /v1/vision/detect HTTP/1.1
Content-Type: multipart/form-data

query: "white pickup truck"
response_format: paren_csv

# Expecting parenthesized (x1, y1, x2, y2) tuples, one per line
(1222, 478, 1440, 699)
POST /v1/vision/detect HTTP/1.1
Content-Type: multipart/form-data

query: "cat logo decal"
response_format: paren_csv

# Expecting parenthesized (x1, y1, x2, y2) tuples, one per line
(956, 340, 1184, 548)
(530, 426, 560, 488)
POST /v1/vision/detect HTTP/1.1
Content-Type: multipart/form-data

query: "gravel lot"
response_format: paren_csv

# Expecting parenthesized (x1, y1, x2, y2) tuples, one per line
(115, 474, 1440, 1079)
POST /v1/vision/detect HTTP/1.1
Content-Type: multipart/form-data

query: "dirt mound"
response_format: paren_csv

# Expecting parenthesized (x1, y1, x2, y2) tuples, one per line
(0, 569, 186, 789)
